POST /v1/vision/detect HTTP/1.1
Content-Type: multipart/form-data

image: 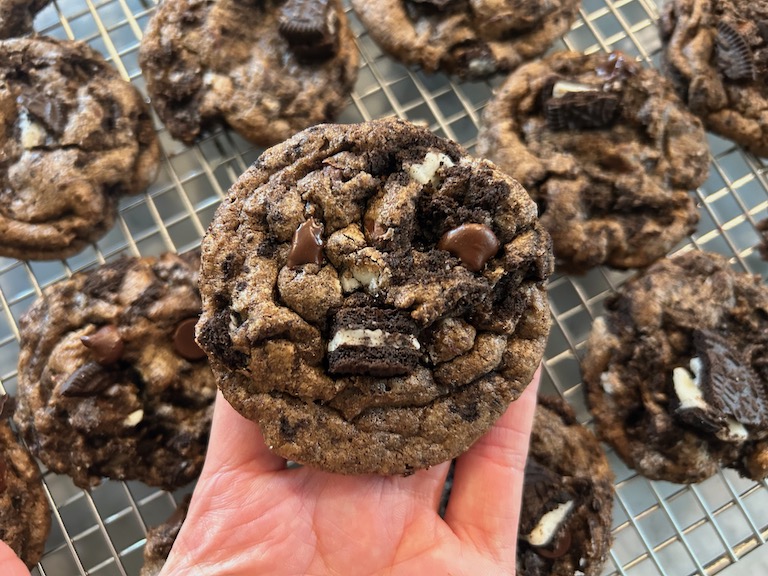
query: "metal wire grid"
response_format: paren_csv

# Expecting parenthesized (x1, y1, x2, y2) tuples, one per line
(0, 0, 766, 574)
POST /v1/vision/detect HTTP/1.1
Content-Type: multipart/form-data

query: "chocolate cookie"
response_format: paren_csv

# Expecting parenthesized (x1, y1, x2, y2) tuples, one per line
(350, 0, 580, 79)
(197, 118, 553, 475)
(0, 395, 51, 568)
(0, 36, 160, 261)
(477, 50, 709, 273)
(756, 217, 768, 261)
(0, 0, 49, 38)
(518, 396, 614, 576)
(13, 252, 216, 490)
(140, 496, 190, 576)
(582, 250, 768, 483)
(660, 0, 768, 157)
(138, 0, 358, 147)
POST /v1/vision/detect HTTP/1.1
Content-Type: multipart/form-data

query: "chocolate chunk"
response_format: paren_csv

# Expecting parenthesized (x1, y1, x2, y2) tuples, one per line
(287, 218, 324, 268)
(533, 529, 572, 559)
(81, 324, 124, 366)
(694, 329, 768, 427)
(17, 93, 69, 135)
(173, 317, 207, 361)
(58, 361, 114, 397)
(437, 223, 500, 272)
(278, 0, 339, 60)
(327, 307, 421, 377)
(545, 91, 619, 131)
(0, 394, 14, 420)
(715, 22, 755, 81)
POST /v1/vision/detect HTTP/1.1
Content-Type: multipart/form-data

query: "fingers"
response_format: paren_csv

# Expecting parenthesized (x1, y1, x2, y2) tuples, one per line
(444, 366, 541, 563)
(0, 542, 30, 576)
(203, 391, 286, 475)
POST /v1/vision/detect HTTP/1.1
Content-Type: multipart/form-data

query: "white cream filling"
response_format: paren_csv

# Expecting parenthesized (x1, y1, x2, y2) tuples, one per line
(341, 266, 382, 295)
(327, 328, 420, 353)
(524, 500, 574, 547)
(407, 152, 454, 186)
(551, 80, 599, 99)
(123, 409, 144, 427)
(19, 111, 47, 149)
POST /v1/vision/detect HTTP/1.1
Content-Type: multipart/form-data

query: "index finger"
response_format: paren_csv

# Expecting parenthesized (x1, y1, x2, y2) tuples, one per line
(443, 366, 540, 564)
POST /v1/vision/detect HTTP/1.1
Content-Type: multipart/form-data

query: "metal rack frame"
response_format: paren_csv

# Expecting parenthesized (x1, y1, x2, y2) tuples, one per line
(0, 1, 766, 574)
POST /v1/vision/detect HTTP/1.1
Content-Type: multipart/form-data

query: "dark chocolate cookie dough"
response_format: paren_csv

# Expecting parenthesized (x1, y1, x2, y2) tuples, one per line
(14, 252, 216, 490)
(518, 396, 614, 576)
(0, 36, 160, 261)
(660, 0, 768, 157)
(139, 0, 358, 147)
(0, 0, 49, 38)
(0, 395, 51, 568)
(582, 251, 768, 483)
(477, 50, 709, 273)
(198, 118, 553, 475)
(351, 0, 581, 79)
(140, 496, 190, 576)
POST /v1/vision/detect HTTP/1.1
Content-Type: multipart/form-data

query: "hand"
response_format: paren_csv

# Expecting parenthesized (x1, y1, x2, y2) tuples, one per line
(161, 367, 541, 576)
(0, 542, 29, 576)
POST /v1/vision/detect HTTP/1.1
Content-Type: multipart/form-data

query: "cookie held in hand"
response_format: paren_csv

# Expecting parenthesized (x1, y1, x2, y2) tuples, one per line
(198, 118, 553, 475)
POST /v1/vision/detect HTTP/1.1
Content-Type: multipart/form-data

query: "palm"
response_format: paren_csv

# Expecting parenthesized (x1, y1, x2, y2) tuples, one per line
(162, 372, 539, 576)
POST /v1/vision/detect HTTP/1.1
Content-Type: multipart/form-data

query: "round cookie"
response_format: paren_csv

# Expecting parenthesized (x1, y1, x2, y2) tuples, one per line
(0, 395, 51, 568)
(477, 50, 709, 273)
(0, 36, 160, 261)
(0, 0, 49, 38)
(660, 0, 768, 157)
(197, 118, 553, 475)
(582, 251, 768, 483)
(140, 496, 190, 576)
(518, 396, 614, 576)
(14, 252, 216, 490)
(350, 0, 581, 79)
(138, 0, 359, 147)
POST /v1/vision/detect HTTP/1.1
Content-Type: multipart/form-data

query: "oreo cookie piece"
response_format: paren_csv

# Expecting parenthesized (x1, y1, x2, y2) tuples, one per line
(583, 251, 768, 483)
(140, 496, 190, 576)
(660, 0, 768, 156)
(14, 252, 216, 490)
(477, 50, 708, 273)
(197, 118, 553, 475)
(518, 396, 615, 576)
(0, 36, 160, 260)
(0, 0, 50, 39)
(0, 394, 51, 568)
(139, 0, 358, 147)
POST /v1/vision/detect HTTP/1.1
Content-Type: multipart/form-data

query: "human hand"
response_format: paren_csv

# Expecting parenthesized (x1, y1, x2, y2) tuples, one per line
(160, 367, 541, 576)
(0, 541, 29, 576)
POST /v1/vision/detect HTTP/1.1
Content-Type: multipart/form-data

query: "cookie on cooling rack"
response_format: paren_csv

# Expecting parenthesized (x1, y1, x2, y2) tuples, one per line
(0, 395, 51, 568)
(0, 0, 49, 38)
(139, 0, 358, 147)
(582, 250, 768, 483)
(350, 0, 580, 79)
(477, 50, 709, 273)
(13, 252, 216, 490)
(518, 395, 614, 576)
(660, 0, 768, 157)
(0, 36, 160, 261)
(140, 496, 190, 576)
(197, 117, 553, 475)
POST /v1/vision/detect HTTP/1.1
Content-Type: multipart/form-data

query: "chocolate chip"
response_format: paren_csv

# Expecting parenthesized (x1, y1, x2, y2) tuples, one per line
(81, 324, 124, 366)
(279, 0, 339, 60)
(533, 529, 572, 559)
(437, 223, 500, 272)
(694, 329, 768, 427)
(17, 92, 69, 135)
(58, 361, 114, 397)
(545, 91, 619, 131)
(715, 21, 755, 81)
(287, 218, 324, 268)
(173, 318, 207, 361)
(0, 394, 14, 420)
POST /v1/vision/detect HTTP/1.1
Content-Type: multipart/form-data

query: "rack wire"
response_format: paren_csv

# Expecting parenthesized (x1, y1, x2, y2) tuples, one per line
(0, 0, 766, 574)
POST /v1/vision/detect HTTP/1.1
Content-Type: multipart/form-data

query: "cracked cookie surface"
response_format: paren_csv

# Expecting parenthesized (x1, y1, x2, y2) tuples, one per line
(518, 396, 614, 576)
(198, 118, 553, 474)
(0, 36, 160, 261)
(139, 0, 358, 147)
(660, 0, 768, 156)
(582, 251, 768, 483)
(350, 0, 580, 79)
(477, 50, 709, 273)
(0, 395, 51, 568)
(14, 252, 216, 490)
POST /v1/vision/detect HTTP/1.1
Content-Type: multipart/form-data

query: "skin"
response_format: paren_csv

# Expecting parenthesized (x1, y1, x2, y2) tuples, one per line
(0, 368, 541, 576)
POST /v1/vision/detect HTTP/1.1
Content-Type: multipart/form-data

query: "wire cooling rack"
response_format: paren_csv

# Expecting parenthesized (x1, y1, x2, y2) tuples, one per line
(1, 0, 767, 574)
